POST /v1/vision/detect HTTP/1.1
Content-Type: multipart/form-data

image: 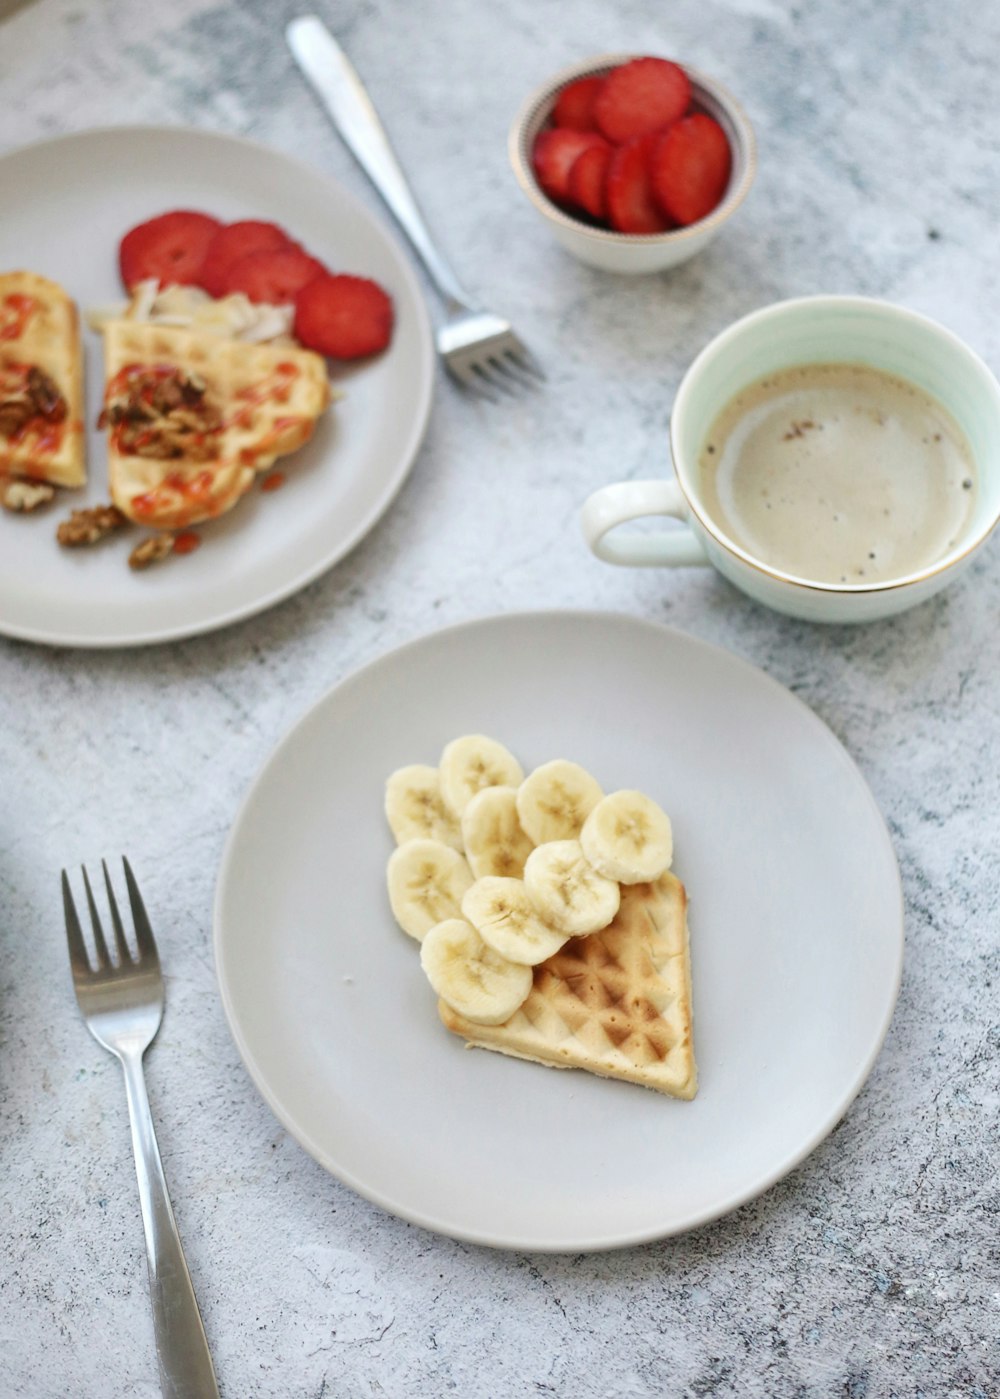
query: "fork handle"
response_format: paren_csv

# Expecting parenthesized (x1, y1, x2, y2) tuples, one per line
(286, 15, 472, 310)
(120, 1051, 220, 1399)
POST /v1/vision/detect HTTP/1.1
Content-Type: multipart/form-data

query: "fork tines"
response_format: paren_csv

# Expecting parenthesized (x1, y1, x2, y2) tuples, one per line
(452, 344, 545, 402)
(438, 306, 545, 403)
(62, 857, 159, 975)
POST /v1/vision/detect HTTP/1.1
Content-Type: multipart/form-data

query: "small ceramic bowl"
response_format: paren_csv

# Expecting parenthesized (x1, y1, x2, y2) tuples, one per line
(509, 53, 756, 275)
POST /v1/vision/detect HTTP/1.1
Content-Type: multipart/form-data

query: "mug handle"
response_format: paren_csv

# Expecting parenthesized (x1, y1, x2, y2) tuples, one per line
(580, 480, 711, 567)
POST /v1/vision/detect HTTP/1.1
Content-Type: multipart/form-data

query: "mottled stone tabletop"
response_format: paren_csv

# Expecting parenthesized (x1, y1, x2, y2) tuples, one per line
(1, 0, 998, 1395)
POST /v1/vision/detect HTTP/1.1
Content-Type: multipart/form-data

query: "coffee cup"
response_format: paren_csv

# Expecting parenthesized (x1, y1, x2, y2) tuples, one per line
(580, 295, 1000, 622)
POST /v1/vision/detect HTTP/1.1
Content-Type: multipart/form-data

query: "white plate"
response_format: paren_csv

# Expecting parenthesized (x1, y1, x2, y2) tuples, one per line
(0, 126, 433, 647)
(214, 612, 903, 1251)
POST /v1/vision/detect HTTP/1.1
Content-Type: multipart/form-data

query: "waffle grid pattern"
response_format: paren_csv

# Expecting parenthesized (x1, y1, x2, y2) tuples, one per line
(441, 871, 697, 1098)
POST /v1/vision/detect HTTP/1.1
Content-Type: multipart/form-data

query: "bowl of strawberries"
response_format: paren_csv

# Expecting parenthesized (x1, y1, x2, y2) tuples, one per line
(509, 53, 755, 274)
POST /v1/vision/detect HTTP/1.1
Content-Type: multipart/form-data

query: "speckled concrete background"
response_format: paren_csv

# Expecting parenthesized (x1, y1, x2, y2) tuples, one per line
(1, 0, 998, 1395)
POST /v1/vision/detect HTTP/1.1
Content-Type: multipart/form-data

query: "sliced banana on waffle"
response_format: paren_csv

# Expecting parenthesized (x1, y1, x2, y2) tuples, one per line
(523, 839, 620, 936)
(462, 877, 567, 966)
(462, 786, 534, 879)
(385, 763, 463, 850)
(420, 918, 533, 1025)
(439, 735, 524, 817)
(580, 790, 673, 884)
(516, 759, 604, 844)
(387, 839, 474, 942)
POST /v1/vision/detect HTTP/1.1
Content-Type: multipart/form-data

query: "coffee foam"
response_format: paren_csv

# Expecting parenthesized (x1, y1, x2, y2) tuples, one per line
(697, 363, 976, 584)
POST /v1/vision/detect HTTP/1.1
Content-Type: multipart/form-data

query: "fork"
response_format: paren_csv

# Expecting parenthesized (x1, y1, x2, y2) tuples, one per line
(62, 859, 219, 1399)
(286, 15, 543, 401)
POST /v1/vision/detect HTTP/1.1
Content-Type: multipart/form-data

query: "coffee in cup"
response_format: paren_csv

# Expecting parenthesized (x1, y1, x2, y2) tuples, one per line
(696, 361, 976, 586)
(580, 296, 1000, 623)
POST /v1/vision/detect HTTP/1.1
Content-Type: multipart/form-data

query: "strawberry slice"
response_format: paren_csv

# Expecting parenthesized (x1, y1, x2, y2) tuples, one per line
(567, 143, 613, 221)
(197, 221, 295, 297)
(222, 247, 327, 305)
(606, 135, 672, 234)
(552, 75, 605, 132)
(532, 128, 609, 204)
(594, 57, 691, 144)
(119, 210, 223, 290)
(650, 114, 732, 225)
(294, 274, 394, 359)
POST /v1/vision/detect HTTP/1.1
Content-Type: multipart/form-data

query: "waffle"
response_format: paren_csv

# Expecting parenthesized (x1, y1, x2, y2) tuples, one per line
(0, 271, 85, 488)
(440, 870, 697, 1098)
(101, 320, 330, 529)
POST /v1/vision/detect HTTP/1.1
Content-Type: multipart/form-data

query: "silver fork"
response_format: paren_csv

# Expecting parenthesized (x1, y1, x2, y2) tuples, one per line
(62, 859, 219, 1399)
(286, 15, 543, 401)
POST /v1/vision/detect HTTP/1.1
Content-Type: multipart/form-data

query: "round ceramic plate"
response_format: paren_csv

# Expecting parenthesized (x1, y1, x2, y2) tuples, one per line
(214, 612, 903, 1251)
(0, 126, 433, 647)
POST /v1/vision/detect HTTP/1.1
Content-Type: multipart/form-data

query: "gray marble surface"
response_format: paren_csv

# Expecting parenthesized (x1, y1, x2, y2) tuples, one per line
(1, 0, 998, 1395)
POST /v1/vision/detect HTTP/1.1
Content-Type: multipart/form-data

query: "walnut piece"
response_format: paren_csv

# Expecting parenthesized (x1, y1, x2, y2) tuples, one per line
(0, 398, 31, 438)
(56, 504, 127, 548)
(0, 367, 67, 439)
(128, 534, 175, 571)
(26, 367, 67, 423)
(0, 478, 56, 513)
(104, 369, 221, 461)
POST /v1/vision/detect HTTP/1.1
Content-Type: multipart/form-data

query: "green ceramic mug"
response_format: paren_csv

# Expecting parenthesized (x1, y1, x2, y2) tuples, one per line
(581, 295, 1000, 622)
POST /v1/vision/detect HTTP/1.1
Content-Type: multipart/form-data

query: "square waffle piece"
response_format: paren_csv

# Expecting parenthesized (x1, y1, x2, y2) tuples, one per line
(440, 870, 697, 1099)
(0, 271, 85, 488)
(101, 319, 331, 529)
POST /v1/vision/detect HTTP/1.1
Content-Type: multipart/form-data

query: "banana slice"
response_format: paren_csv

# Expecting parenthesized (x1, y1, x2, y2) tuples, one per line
(461, 876, 567, 966)
(420, 918, 533, 1025)
(516, 759, 604, 844)
(386, 839, 474, 942)
(580, 790, 673, 884)
(385, 764, 463, 850)
(461, 786, 534, 879)
(523, 839, 620, 936)
(439, 735, 524, 817)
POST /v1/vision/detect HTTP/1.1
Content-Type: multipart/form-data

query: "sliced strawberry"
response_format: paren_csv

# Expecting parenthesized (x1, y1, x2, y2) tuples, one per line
(294, 274, 394, 359)
(606, 135, 672, 234)
(197, 221, 295, 297)
(552, 75, 605, 132)
(119, 210, 223, 290)
(567, 143, 613, 221)
(222, 247, 327, 305)
(594, 57, 691, 144)
(532, 128, 609, 204)
(650, 114, 731, 225)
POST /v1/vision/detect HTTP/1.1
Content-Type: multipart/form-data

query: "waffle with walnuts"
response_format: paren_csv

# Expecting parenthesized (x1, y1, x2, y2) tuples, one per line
(0, 271, 85, 488)
(440, 870, 697, 1099)
(101, 319, 330, 529)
